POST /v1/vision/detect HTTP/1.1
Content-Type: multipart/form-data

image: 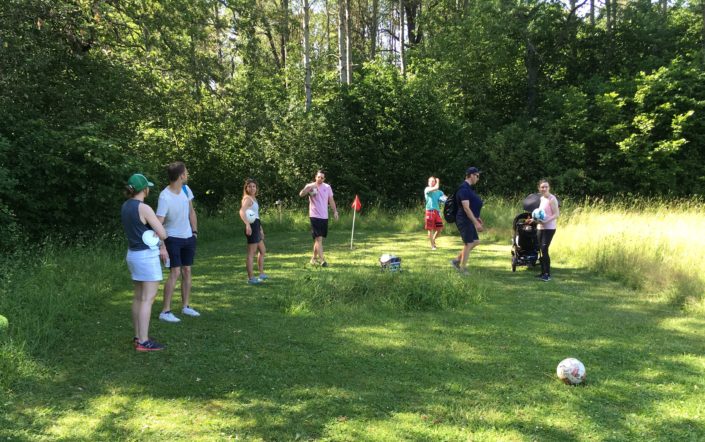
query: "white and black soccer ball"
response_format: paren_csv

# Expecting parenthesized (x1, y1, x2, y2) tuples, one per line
(556, 357, 586, 385)
(309, 187, 318, 197)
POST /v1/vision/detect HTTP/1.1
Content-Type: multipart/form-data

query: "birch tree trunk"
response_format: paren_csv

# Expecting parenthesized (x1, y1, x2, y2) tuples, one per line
(345, 0, 352, 83)
(370, 0, 379, 59)
(281, 0, 289, 70)
(338, 0, 348, 83)
(606, 0, 612, 34)
(325, 0, 331, 54)
(702, 0, 705, 65)
(303, 0, 312, 110)
(399, 0, 405, 75)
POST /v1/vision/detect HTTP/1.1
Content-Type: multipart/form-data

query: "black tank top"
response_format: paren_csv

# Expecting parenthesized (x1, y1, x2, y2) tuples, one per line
(121, 199, 150, 251)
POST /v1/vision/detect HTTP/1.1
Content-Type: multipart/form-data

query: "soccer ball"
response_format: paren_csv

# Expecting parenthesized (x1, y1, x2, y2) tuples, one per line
(245, 209, 257, 223)
(556, 358, 586, 385)
(309, 187, 318, 197)
(532, 208, 546, 221)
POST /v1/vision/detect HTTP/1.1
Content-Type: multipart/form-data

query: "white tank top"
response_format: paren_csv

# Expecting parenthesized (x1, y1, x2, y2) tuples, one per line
(249, 198, 260, 220)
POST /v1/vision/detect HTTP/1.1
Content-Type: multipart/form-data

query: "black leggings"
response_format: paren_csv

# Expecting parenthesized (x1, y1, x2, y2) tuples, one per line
(537, 229, 556, 276)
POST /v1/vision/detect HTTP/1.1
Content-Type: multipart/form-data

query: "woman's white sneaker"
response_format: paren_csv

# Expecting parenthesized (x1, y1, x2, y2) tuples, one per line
(159, 311, 181, 323)
(182, 306, 201, 317)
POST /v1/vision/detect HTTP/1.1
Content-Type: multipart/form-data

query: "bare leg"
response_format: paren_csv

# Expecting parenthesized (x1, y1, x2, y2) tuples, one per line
(180, 266, 192, 307)
(316, 236, 325, 262)
(135, 281, 159, 342)
(161, 267, 182, 312)
(246, 243, 257, 279)
(257, 241, 266, 274)
(460, 240, 480, 270)
(132, 282, 141, 338)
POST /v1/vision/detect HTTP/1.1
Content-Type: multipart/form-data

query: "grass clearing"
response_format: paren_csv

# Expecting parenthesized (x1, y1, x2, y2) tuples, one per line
(1, 201, 704, 440)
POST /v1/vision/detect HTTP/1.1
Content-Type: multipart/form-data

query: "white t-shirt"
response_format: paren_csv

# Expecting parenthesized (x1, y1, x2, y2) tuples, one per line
(156, 185, 194, 239)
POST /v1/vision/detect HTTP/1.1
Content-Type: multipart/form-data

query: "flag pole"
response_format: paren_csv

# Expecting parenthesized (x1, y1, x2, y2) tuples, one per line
(350, 209, 356, 249)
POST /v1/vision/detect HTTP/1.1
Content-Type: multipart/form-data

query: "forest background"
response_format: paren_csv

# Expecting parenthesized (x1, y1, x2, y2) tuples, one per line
(1, 0, 704, 248)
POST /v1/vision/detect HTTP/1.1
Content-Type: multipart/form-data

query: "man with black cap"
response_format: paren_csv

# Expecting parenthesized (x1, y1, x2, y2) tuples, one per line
(451, 167, 484, 274)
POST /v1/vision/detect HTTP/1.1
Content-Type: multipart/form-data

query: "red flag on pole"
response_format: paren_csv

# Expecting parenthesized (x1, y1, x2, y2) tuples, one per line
(351, 195, 362, 212)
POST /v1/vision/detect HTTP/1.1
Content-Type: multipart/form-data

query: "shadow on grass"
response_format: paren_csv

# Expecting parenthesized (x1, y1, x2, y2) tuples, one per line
(2, 231, 705, 440)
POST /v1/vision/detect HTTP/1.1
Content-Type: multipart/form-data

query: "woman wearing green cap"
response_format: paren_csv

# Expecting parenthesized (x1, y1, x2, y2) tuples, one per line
(121, 173, 169, 352)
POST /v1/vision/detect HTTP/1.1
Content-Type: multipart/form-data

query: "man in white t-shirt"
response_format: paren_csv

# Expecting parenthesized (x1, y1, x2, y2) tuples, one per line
(156, 162, 200, 323)
(299, 170, 338, 267)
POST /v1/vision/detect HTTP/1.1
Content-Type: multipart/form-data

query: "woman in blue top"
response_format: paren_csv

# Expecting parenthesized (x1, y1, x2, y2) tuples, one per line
(239, 178, 267, 284)
(424, 176, 446, 250)
(121, 173, 169, 352)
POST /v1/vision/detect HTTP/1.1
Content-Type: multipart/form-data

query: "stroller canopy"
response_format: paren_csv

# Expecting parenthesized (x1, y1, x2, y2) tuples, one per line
(523, 193, 541, 211)
(523, 193, 561, 211)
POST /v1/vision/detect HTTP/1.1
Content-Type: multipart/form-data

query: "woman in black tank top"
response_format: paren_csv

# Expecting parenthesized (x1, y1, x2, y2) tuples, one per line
(121, 173, 169, 352)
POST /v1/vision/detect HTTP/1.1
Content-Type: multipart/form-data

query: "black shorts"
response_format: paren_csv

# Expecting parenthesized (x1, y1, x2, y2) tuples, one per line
(310, 217, 328, 239)
(456, 218, 479, 244)
(165, 236, 197, 267)
(245, 219, 262, 244)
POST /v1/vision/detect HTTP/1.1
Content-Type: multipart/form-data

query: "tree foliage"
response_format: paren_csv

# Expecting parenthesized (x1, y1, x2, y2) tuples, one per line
(1, 0, 704, 240)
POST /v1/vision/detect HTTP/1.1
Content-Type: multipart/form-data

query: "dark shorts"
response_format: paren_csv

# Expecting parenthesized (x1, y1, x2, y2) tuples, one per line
(456, 218, 479, 244)
(245, 219, 262, 244)
(165, 236, 197, 267)
(310, 217, 328, 239)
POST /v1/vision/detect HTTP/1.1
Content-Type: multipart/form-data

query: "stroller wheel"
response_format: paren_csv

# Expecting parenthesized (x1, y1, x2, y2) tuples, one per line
(511, 257, 517, 272)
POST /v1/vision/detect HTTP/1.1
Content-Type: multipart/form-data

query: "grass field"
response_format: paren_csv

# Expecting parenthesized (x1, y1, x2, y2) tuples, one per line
(1, 201, 704, 441)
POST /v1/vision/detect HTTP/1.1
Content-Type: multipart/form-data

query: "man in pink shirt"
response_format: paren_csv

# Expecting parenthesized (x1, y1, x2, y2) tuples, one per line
(299, 170, 339, 267)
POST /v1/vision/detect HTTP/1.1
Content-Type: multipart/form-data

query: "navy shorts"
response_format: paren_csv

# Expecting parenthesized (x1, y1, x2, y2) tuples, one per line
(456, 218, 479, 244)
(165, 236, 197, 267)
(310, 217, 328, 239)
(245, 219, 262, 244)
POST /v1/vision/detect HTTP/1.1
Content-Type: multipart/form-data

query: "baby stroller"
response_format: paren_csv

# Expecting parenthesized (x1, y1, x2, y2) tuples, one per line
(511, 212, 540, 272)
(511, 193, 545, 272)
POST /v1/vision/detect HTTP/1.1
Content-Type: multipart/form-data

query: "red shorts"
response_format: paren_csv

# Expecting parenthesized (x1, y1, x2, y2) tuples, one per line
(424, 210, 444, 230)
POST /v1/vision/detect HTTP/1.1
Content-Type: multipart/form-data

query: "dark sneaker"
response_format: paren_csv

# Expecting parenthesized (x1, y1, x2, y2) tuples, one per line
(540, 274, 551, 282)
(450, 259, 460, 270)
(135, 340, 166, 352)
(133, 336, 155, 347)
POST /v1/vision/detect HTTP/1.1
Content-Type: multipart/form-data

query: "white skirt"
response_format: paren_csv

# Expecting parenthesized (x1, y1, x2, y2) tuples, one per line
(126, 248, 162, 282)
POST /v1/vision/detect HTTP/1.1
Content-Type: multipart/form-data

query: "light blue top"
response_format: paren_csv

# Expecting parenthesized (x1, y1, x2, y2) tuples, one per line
(424, 189, 444, 211)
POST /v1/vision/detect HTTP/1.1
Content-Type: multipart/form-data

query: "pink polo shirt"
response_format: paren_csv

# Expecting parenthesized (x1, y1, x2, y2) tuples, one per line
(309, 183, 333, 219)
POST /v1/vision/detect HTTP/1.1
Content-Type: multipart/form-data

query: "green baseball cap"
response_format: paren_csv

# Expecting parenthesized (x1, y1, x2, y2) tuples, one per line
(127, 173, 154, 192)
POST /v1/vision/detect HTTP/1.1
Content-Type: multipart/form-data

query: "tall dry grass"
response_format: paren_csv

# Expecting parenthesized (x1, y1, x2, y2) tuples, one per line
(553, 198, 705, 311)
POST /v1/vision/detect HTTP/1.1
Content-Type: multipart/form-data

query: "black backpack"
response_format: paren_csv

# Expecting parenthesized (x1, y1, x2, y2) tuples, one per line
(443, 190, 459, 223)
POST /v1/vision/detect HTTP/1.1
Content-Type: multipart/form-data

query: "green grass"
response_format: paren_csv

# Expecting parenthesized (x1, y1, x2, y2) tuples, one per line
(1, 202, 705, 441)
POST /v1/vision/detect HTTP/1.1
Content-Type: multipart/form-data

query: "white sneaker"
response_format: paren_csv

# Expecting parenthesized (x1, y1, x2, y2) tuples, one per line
(182, 306, 201, 317)
(159, 311, 181, 323)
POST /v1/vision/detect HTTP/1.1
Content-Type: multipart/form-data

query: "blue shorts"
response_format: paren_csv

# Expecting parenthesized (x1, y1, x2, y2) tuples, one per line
(165, 236, 197, 267)
(245, 219, 262, 244)
(310, 217, 328, 239)
(456, 218, 479, 244)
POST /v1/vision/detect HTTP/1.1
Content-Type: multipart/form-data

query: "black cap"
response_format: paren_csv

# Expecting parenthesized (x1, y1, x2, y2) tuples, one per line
(465, 167, 481, 176)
